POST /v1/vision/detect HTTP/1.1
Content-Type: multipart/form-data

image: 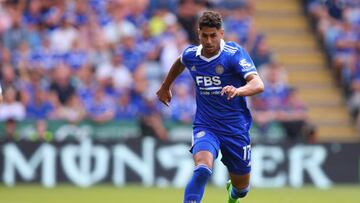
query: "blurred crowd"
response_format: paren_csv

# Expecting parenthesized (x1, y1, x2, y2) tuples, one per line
(0, 0, 313, 143)
(305, 0, 360, 129)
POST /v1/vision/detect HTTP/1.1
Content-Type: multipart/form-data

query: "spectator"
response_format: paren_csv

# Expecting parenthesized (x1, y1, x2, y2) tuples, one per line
(75, 64, 97, 112)
(253, 62, 314, 142)
(133, 67, 168, 141)
(19, 68, 48, 105)
(116, 35, 144, 72)
(31, 37, 59, 71)
(3, 11, 28, 51)
(127, 0, 149, 28)
(250, 35, 273, 68)
(163, 82, 195, 124)
(1, 47, 12, 66)
(49, 17, 79, 53)
(26, 87, 55, 120)
(0, 3, 13, 34)
(63, 40, 89, 71)
(90, 40, 112, 67)
(0, 86, 25, 121)
(12, 41, 32, 70)
(22, 0, 42, 26)
(223, 3, 257, 50)
(102, 1, 136, 45)
(2, 118, 20, 141)
(49, 64, 75, 105)
(160, 29, 189, 74)
(29, 119, 53, 142)
(176, 0, 200, 44)
(252, 62, 291, 141)
(347, 49, 360, 118)
(1, 63, 20, 90)
(280, 88, 314, 142)
(57, 94, 86, 123)
(332, 21, 358, 83)
(86, 86, 116, 123)
(148, 7, 177, 37)
(25, 20, 42, 50)
(72, 0, 90, 27)
(115, 91, 139, 120)
(139, 22, 162, 61)
(111, 54, 133, 91)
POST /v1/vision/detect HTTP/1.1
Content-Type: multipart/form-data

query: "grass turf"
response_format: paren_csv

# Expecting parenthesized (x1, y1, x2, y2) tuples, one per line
(0, 184, 359, 203)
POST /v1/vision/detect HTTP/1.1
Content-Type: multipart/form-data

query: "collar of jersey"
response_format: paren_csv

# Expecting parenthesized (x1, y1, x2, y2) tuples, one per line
(196, 39, 225, 62)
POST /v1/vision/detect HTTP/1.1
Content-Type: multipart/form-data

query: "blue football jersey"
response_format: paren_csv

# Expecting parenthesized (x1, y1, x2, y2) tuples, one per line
(180, 40, 258, 137)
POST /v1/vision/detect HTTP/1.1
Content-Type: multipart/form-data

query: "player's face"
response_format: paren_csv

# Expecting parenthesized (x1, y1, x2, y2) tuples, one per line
(199, 27, 224, 56)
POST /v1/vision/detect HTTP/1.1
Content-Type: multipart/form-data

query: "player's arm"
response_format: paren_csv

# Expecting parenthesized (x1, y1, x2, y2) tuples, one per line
(221, 74, 264, 100)
(156, 57, 185, 106)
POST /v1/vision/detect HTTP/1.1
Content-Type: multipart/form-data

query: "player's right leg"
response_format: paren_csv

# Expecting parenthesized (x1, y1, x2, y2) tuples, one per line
(184, 150, 213, 203)
(184, 129, 220, 203)
(219, 134, 251, 203)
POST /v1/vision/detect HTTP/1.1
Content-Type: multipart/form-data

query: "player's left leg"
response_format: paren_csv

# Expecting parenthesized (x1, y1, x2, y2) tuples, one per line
(226, 173, 250, 203)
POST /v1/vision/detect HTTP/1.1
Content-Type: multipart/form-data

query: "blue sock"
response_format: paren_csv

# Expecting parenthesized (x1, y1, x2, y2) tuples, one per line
(183, 165, 212, 203)
(230, 185, 250, 199)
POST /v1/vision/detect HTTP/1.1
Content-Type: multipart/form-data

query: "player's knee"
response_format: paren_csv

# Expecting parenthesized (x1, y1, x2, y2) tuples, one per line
(195, 159, 212, 169)
(194, 151, 214, 169)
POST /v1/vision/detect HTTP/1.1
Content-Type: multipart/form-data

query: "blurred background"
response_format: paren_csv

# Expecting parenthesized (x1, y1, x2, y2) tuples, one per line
(0, 0, 359, 203)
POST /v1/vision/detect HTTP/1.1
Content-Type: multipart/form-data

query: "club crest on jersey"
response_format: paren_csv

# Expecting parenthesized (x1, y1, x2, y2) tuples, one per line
(196, 131, 206, 138)
(191, 65, 196, 71)
(215, 65, 224, 74)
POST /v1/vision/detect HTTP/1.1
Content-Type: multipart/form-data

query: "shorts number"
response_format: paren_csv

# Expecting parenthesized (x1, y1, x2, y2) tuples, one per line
(242, 145, 251, 161)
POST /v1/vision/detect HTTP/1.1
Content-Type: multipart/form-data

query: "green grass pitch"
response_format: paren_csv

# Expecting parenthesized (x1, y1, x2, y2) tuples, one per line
(0, 184, 359, 203)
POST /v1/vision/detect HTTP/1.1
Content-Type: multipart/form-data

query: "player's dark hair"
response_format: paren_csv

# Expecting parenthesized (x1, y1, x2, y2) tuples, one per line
(198, 11, 222, 30)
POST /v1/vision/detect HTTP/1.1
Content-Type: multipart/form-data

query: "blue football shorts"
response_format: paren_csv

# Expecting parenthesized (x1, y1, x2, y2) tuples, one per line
(190, 127, 251, 175)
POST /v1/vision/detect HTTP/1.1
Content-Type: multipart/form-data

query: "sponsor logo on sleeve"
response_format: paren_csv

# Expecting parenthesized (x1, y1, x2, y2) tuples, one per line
(239, 59, 253, 70)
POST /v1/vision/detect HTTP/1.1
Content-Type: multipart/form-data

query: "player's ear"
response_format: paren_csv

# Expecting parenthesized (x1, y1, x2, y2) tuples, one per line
(220, 29, 224, 38)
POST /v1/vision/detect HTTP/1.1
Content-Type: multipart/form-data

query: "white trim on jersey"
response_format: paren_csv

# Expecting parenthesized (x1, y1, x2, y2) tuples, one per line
(196, 39, 225, 62)
(186, 47, 198, 52)
(179, 54, 184, 65)
(223, 47, 237, 54)
(199, 86, 223, 90)
(244, 71, 258, 79)
(224, 45, 238, 51)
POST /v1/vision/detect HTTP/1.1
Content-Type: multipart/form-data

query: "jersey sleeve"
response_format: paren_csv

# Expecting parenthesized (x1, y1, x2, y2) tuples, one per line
(180, 50, 186, 67)
(233, 47, 258, 79)
(180, 45, 196, 68)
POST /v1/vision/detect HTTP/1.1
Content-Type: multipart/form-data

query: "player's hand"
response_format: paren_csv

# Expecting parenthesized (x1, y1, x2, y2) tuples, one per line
(221, 85, 241, 100)
(156, 86, 172, 106)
